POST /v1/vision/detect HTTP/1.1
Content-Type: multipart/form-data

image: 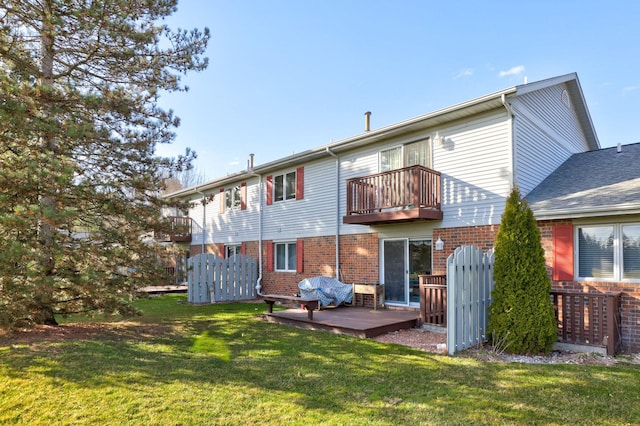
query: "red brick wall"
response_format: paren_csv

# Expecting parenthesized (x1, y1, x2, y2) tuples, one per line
(538, 219, 640, 352)
(432, 225, 499, 274)
(259, 236, 337, 295)
(433, 222, 640, 352)
(338, 233, 379, 284)
(187, 220, 640, 352)
(254, 233, 379, 300)
(189, 243, 220, 257)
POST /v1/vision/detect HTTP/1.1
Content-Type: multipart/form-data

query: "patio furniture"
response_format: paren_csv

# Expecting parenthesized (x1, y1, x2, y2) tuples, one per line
(298, 276, 354, 307)
(262, 294, 319, 320)
(352, 283, 385, 310)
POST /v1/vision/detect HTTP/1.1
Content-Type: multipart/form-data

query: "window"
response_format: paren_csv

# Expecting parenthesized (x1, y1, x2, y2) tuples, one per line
(380, 146, 403, 172)
(225, 186, 241, 209)
(267, 168, 303, 205)
(274, 171, 296, 202)
(623, 225, 640, 279)
(226, 244, 241, 259)
(380, 139, 429, 172)
(275, 242, 296, 271)
(577, 223, 640, 280)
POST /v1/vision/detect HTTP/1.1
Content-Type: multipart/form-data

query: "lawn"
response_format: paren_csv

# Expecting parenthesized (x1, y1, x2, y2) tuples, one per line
(1, 295, 639, 425)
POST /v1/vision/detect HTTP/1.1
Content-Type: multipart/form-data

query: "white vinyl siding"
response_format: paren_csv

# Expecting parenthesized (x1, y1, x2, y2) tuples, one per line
(433, 111, 512, 228)
(181, 181, 260, 247)
(169, 76, 597, 252)
(511, 83, 592, 195)
(262, 158, 338, 240)
(210, 178, 261, 244)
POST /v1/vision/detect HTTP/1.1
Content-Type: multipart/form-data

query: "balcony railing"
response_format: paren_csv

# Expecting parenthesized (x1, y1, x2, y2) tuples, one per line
(156, 216, 192, 243)
(343, 165, 442, 225)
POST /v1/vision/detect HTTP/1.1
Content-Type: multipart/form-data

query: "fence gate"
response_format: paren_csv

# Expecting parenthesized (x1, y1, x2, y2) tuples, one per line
(446, 245, 494, 355)
(188, 254, 258, 304)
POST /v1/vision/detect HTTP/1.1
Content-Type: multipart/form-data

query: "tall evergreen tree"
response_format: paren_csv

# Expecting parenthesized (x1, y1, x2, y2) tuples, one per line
(0, 1, 208, 325)
(488, 187, 557, 354)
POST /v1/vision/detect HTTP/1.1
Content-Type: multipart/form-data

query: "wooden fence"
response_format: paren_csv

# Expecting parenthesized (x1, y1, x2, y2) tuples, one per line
(551, 290, 622, 355)
(188, 253, 258, 304)
(419, 275, 447, 326)
(420, 250, 623, 355)
(446, 246, 495, 355)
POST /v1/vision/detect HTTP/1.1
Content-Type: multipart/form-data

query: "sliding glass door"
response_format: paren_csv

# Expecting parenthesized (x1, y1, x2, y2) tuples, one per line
(383, 238, 432, 306)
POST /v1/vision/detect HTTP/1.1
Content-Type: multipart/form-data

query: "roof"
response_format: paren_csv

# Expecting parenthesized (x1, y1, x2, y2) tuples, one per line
(526, 142, 640, 219)
(165, 72, 598, 199)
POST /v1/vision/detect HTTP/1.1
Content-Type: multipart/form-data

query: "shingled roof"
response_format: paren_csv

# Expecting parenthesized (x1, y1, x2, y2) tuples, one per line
(526, 142, 640, 219)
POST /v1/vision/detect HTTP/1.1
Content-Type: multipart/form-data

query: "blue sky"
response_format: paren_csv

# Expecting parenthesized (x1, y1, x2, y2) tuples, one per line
(157, 1, 640, 181)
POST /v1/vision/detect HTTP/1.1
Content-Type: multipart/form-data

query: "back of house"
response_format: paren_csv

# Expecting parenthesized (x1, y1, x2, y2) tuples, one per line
(162, 72, 640, 352)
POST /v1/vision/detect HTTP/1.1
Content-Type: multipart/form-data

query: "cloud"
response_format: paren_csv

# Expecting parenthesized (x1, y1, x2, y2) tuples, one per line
(498, 65, 525, 77)
(228, 158, 240, 166)
(454, 69, 474, 79)
(622, 85, 639, 94)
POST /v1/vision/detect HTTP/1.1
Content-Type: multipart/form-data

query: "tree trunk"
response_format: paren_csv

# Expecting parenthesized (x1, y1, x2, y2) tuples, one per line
(36, 1, 58, 325)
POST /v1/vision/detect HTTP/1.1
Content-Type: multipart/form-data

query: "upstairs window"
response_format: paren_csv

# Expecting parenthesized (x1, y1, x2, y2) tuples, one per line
(267, 167, 303, 205)
(220, 182, 246, 213)
(225, 186, 241, 209)
(274, 172, 296, 202)
(380, 139, 429, 172)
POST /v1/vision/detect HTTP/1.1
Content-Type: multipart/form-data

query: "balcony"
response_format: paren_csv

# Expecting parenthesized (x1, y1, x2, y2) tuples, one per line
(156, 216, 193, 243)
(343, 165, 442, 225)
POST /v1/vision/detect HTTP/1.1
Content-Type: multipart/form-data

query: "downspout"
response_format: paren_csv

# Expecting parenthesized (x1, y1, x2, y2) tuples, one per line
(501, 93, 516, 190)
(255, 173, 264, 296)
(247, 155, 265, 295)
(195, 190, 207, 254)
(325, 147, 340, 280)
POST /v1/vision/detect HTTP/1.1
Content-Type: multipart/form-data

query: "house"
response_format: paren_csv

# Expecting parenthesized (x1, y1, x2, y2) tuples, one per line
(163, 72, 640, 352)
(526, 142, 640, 352)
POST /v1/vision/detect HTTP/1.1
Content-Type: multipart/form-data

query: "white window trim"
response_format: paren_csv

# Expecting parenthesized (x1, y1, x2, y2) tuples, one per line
(274, 241, 296, 272)
(273, 171, 297, 203)
(226, 244, 241, 258)
(225, 186, 241, 210)
(575, 222, 640, 282)
(378, 138, 431, 173)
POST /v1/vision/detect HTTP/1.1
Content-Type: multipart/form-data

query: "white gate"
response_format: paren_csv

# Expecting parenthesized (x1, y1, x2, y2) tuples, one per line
(446, 245, 494, 355)
(188, 254, 258, 304)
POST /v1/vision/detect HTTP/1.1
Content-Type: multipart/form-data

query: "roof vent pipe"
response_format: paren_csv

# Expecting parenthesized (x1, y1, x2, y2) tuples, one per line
(617, 143, 622, 153)
(248, 153, 255, 170)
(364, 111, 371, 132)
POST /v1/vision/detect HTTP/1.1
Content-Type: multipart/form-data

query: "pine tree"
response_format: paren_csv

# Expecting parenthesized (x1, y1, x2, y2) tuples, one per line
(488, 187, 557, 354)
(0, 1, 208, 325)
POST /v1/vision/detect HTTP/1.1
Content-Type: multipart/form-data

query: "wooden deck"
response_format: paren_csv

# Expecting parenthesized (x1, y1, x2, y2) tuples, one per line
(139, 284, 188, 295)
(264, 305, 419, 338)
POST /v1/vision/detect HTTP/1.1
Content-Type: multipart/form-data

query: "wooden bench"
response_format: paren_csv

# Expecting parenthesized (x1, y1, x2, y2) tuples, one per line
(262, 294, 320, 320)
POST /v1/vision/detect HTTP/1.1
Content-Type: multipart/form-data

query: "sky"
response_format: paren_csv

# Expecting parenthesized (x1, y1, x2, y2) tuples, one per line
(157, 1, 640, 181)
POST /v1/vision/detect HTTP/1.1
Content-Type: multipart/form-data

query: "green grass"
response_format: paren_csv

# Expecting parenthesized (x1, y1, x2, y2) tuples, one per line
(1, 295, 639, 425)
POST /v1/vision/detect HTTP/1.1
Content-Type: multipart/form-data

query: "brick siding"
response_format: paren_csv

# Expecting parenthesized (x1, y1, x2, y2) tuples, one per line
(538, 219, 640, 352)
(186, 220, 640, 351)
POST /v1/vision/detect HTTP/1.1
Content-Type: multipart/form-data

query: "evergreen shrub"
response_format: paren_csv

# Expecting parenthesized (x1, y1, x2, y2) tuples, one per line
(487, 187, 557, 354)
